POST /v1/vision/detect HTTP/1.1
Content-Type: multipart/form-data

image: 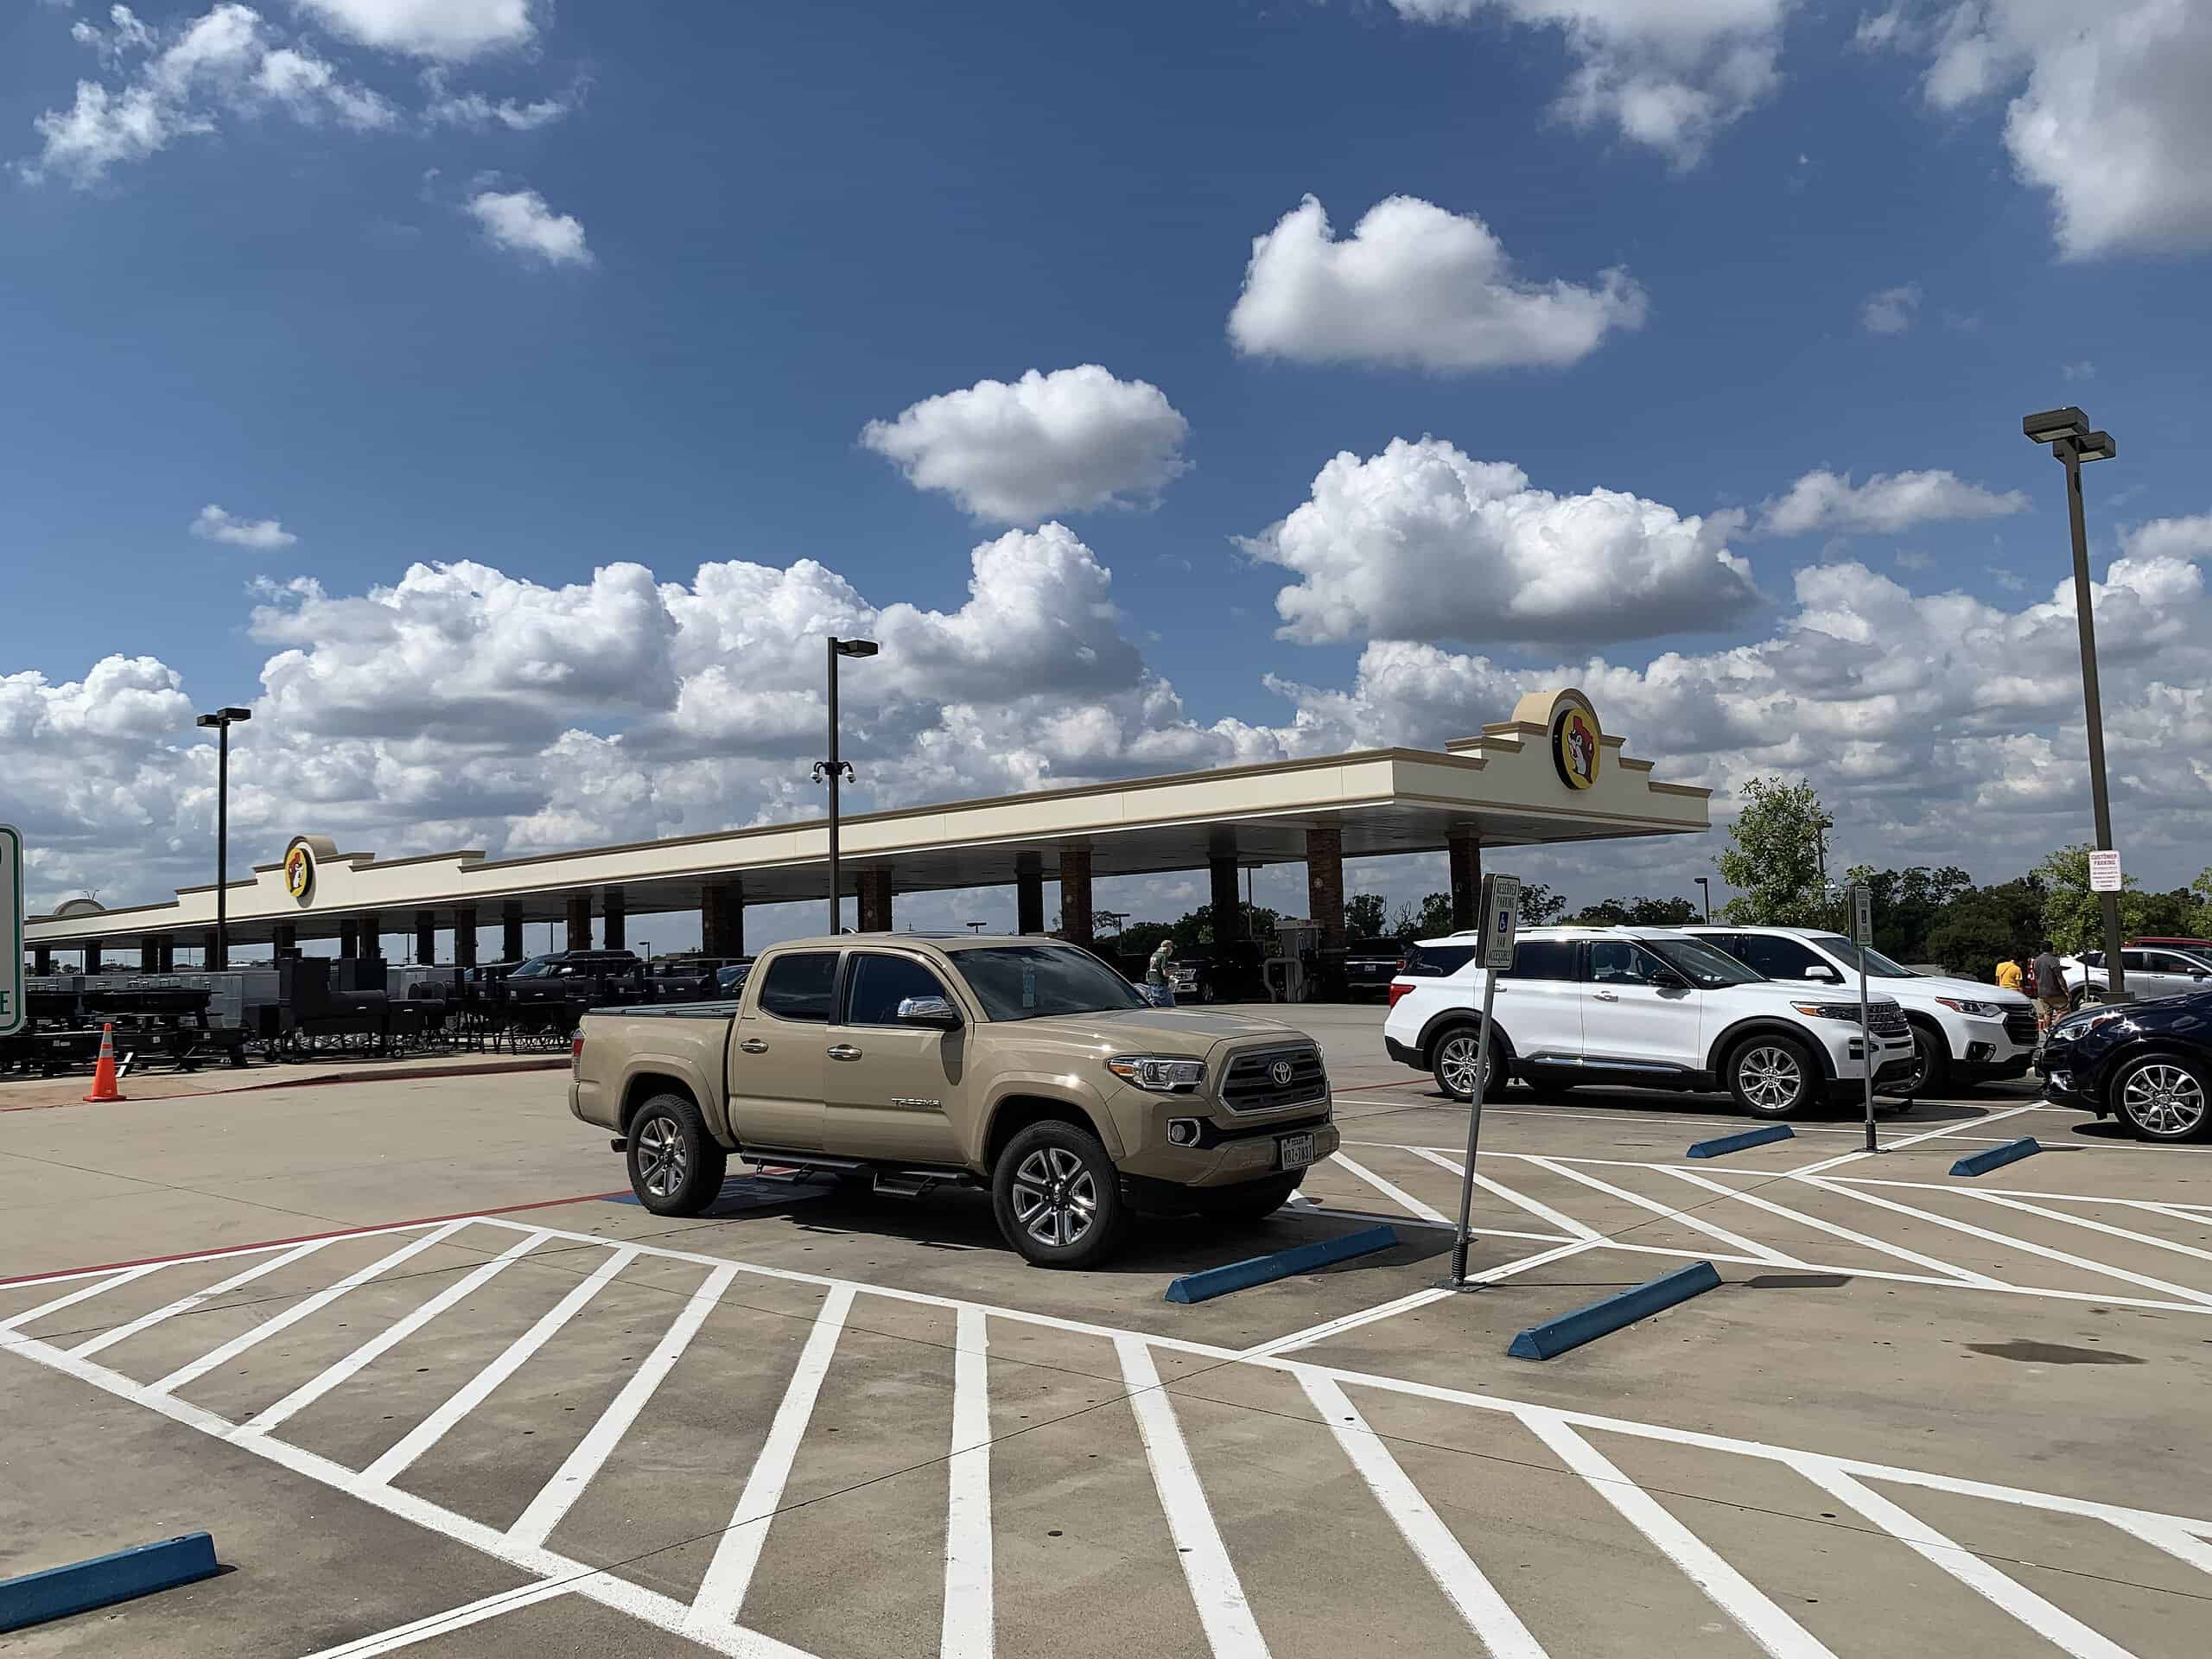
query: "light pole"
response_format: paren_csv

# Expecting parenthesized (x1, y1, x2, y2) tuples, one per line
(2023, 407, 2126, 1000)
(1694, 876, 1711, 922)
(814, 635, 879, 936)
(194, 706, 251, 970)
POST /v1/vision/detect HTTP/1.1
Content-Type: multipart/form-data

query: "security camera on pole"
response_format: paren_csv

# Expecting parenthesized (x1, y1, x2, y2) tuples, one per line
(1446, 872, 1520, 1287)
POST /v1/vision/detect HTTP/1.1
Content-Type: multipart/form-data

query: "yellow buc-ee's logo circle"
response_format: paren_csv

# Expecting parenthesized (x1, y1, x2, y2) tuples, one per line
(283, 839, 316, 904)
(1553, 705, 1600, 791)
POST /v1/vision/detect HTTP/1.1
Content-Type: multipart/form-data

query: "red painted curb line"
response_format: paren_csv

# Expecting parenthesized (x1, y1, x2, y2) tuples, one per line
(0, 1058, 566, 1115)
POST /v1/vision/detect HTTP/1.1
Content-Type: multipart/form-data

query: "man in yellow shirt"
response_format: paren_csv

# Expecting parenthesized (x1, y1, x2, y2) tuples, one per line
(1995, 955, 2024, 993)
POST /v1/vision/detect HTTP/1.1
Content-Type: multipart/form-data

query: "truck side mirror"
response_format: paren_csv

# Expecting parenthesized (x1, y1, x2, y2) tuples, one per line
(896, 995, 962, 1030)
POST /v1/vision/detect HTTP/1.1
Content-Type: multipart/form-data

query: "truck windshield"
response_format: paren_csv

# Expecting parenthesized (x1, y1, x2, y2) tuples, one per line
(509, 957, 555, 978)
(1805, 936, 1919, 978)
(957, 946, 1148, 1021)
(1649, 938, 1764, 988)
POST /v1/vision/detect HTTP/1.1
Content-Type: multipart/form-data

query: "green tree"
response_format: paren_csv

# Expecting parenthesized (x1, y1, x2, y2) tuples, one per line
(1519, 881, 1567, 925)
(1840, 864, 1974, 963)
(1344, 893, 1389, 939)
(1570, 895, 1699, 925)
(1923, 876, 2047, 978)
(1389, 893, 1456, 941)
(2035, 843, 2186, 953)
(1715, 777, 1835, 926)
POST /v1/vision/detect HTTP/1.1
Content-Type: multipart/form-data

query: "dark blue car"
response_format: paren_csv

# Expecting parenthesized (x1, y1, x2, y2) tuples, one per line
(2041, 986, 2212, 1141)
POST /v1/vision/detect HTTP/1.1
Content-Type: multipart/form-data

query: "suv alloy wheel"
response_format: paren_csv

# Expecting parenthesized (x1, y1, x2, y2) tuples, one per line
(1431, 1026, 1497, 1102)
(1728, 1036, 1814, 1119)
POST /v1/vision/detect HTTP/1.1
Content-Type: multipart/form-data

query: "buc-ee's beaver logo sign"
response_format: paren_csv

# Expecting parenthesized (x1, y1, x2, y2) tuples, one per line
(1552, 705, 1600, 791)
(283, 838, 317, 904)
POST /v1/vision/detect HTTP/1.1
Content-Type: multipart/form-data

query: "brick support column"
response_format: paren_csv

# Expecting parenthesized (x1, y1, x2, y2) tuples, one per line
(338, 919, 359, 957)
(1058, 846, 1094, 947)
(1209, 855, 1244, 943)
(565, 893, 592, 952)
(415, 911, 437, 966)
(1449, 833, 1482, 933)
(84, 944, 103, 975)
(33, 945, 53, 976)
(454, 906, 477, 969)
(272, 924, 298, 959)
(140, 934, 162, 973)
(702, 879, 745, 958)
(856, 870, 893, 933)
(601, 887, 626, 951)
(359, 913, 385, 959)
(156, 938, 174, 973)
(502, 902, 525, 963)
(201, 928, 221, 968)
(1306, 824, 1345, 953)
(1016, 861, 1046, 936)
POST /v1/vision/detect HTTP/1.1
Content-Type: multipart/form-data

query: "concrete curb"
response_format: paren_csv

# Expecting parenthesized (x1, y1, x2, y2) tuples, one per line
(0, 1533, 219, 1633)
(1686, 1124, 1796, 1159)
(1164, 1224, 1399, 1305)
(1950, 1137, 2041, 1178)
(1507, 1262, 1723, 1360)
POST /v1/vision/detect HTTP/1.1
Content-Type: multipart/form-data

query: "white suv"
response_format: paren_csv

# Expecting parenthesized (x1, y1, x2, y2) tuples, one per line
(1382, 926, 1917, 1118)
(1683, 925, 2037, 1094)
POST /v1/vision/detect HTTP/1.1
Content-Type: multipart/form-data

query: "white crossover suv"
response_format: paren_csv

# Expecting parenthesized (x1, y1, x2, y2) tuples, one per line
(1382, 925, 1918, 1118)
(1682, 925, 2037, 1094)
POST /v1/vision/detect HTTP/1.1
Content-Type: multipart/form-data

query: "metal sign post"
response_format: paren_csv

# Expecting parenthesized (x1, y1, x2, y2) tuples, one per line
(1850, 881, 1876, 1153)
(1449, 874, 1520, 1285)
(0, 825, 22, 1039)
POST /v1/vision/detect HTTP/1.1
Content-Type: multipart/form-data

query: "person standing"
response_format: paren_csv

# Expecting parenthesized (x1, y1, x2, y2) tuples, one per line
(2032, 940, 2071, 1032)
(1144, 938, 1178, 1008)
(1995, 952, 2024, 994)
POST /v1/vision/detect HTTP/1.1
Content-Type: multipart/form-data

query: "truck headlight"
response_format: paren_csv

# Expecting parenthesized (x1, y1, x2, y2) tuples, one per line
(1936, 997, 2002, 1017)
(1108, 1055, 1206, 1094)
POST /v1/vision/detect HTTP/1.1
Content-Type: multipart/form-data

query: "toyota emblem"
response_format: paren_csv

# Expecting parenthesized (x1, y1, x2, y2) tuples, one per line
(1268, 1058, 1295, 1088)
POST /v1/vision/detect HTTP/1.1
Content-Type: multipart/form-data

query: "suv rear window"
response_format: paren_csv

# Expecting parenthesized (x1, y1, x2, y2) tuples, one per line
(755, 951, 840, 1022)
(1400, 943, 1477, 977)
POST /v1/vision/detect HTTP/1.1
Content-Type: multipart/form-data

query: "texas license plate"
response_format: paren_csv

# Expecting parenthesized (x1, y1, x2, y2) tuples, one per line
(1279, 1132, 1315, 1170)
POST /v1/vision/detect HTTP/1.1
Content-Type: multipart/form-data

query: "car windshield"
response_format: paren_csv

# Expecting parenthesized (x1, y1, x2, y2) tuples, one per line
(1805, 935, 1918, 977)
(956, 945, 1148, 1021)
(1650, 938, 1764, 988)
(508, 956, 555, 978)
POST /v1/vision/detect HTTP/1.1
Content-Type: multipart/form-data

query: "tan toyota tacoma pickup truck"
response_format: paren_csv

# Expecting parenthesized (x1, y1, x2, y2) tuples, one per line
(569, 934, 1339, 1268)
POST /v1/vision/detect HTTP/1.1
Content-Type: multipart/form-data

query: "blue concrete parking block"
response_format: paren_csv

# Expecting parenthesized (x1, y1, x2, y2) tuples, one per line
(1686, 1124, 1795, 1160)
(1165, 1224, 1399, 1304)
(1950, 1138, 2041, 1179)
(1507, 1262, 1724, 1361)
(0, 1533, 219, 1634)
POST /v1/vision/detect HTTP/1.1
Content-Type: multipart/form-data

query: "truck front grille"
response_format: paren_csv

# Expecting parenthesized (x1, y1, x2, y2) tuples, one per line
(1867, 1004, 1908, 1038)
(1220, 1044, 1328, 1114)
(2004, 1008, 2038, 1046)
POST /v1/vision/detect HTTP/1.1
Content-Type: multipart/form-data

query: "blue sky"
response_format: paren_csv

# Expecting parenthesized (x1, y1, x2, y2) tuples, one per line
(5, 0, 2210, 945)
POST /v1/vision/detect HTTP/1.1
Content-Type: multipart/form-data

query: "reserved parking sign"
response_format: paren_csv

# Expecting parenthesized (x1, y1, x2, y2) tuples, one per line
(0, 824, 21, 1038)
(1482, 874, 1522, 969)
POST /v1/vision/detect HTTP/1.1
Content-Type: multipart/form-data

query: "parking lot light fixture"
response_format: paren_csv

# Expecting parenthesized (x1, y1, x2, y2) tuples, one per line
(816, 636, 879, 935)
(194, 705, 252, 970)
(2024, 404, 2126, 1001)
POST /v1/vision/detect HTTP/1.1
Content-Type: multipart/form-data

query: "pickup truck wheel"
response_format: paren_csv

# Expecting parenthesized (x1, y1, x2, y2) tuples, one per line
(993, 1122, 1128, 1268)
(626, 1094, 727, 1217)
(1192, 1174, 1303, 1224)
(1727, 1036, 1815, 1119)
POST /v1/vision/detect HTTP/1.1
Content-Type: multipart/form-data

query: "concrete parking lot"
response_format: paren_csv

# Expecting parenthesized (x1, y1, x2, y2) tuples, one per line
(5, 1002, 2211, 1656)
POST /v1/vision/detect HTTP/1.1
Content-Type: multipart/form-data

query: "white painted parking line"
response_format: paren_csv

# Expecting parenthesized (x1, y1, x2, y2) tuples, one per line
(507, 1260, 737, 1550)
(1793, 1459, 2133, 1659)
(1658, 1166, 2005, 1287)
(1118, 1336, 1271, 1659)
(2105, 1515, 2212, 1578)
(245, 1230, 551, 1438)
(1328, 1153, 1453, 1226)
(363, 1245, 642, 1487)
(295, 1580, 577, 1657)
(151, 1222, 472, 1396)
(688, 1284, 856, 1634)
(1404, 1147, 1601, 1242)
(1794, 1175, 2212, 1306)
(1241, 1287, 1461, 1361)
(71, 1237, 336, 1359)
(1519, 1410, 1838, 1659)
(1957, 1188, 2212, 1268)
(942, 1303, 994, 1659)
(0, 1262, 166, 1334)
(1522, 1156, 1801, 1265)
(1789, 1103, 2050, 1177)
(1297, 1370, 1548, 1659)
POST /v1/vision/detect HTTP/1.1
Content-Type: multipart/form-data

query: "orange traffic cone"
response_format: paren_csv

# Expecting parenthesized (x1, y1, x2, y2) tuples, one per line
(84, 1022, 127, 1103)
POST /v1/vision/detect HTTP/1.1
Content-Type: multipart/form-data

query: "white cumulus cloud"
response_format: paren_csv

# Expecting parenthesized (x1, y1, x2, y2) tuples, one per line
(1242, 436, 1757, 646)
(422, 66, 580, 130)
(466, 187, 591, 266)
(1757, 468, 2030, 537)
(192, 504, 297, 548)
(1228, 195, 1646, 374)
(1859, 283, 1921, 334)
(289, 0, 536, 60)
(859, 366, 1191, 524)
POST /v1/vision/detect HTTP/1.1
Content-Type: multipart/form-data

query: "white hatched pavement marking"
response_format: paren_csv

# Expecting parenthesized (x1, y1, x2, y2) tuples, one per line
(507, 1261, 738, 1549)
(364, 1245, 642, 1487)
(1660, 1166, 2005, 1286)
(688, 1284, 856, 1632)
(295, 1580, 576, 1656)
(1522, 1156, 1800, 1264)
(1296, 1370, 1548, 1659)
(151, 1222, 472, 1396)
(1793, 1175, 2212, 1306)
(246, 1230, 550, 1436)
(1519, 1410, 1838, 1659)
(1789, 1103, 2050, 1177)
(2105, 1516, 2212, 1577)
(1404, 1147, 1601, 1242)
(1955, 1189, 2212, 1270)
(1243, 1287, 1461, 1360)
(1117, 1337, 1271, 1657)
(0, 1263, 166, 1334)
(1328, 1154, 1454, 1226)
(942, 1303, 994, 1659)
(71, 1238, 336, 1358)
(1792, 1459, 2136, 1659)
